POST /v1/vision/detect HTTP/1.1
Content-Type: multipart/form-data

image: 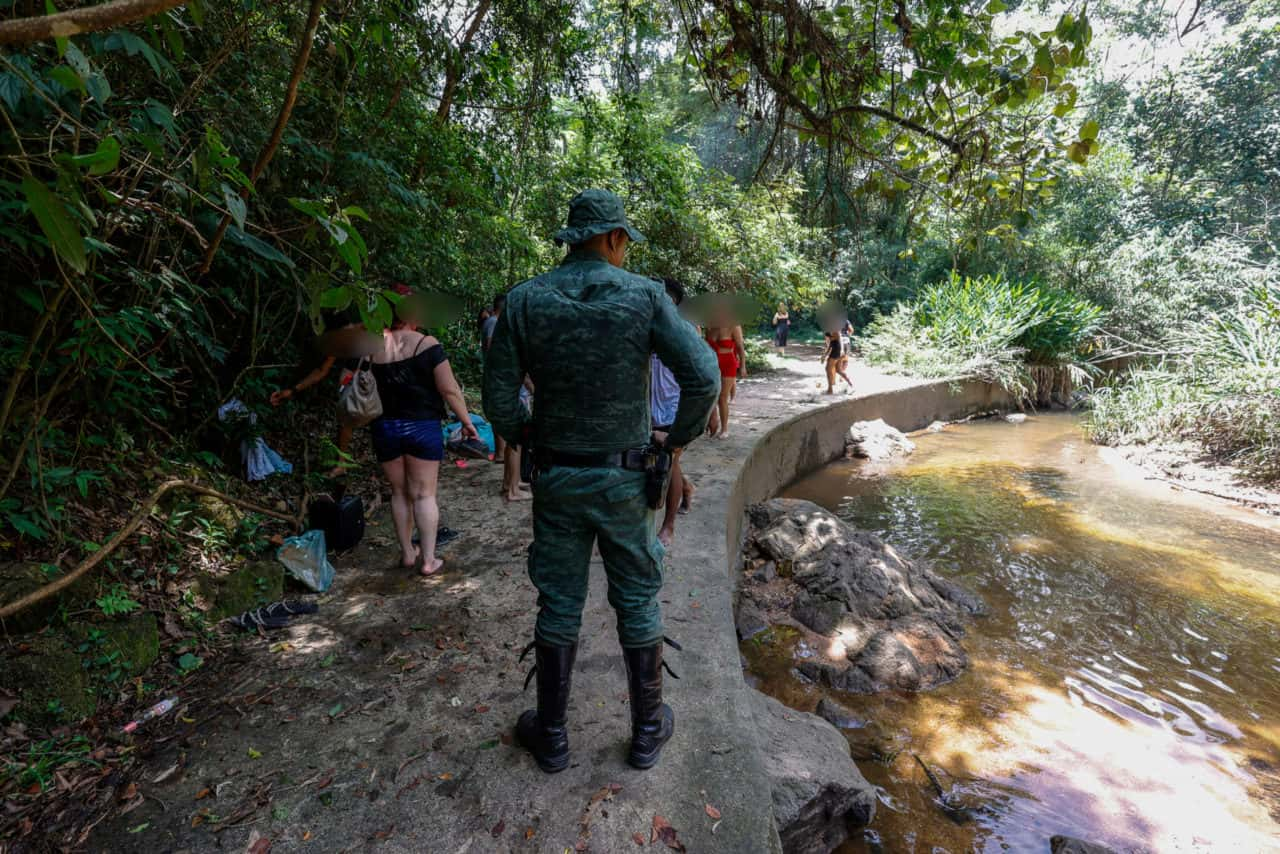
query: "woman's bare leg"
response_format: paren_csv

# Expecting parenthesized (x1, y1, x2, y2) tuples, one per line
(381, 457, 417, 567)
(405, 456, 442, 574)
(717, 378, 735, 438)
(824, 359, 836, 394)
(657, 452, 684, 546)
(501, 445, 531, 502)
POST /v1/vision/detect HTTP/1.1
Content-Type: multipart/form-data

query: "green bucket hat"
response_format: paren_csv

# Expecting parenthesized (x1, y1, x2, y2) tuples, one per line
(553, 188, 646, 246)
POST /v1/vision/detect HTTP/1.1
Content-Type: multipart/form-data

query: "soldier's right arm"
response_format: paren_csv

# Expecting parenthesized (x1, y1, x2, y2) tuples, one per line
(482, 304, 527, 447)
(650, 290, 720, 448)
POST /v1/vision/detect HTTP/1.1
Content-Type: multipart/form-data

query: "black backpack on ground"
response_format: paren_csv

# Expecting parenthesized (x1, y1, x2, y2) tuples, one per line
(309, 493, 365, 552)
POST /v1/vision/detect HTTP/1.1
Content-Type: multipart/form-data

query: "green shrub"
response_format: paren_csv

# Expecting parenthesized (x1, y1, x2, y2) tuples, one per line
(1088, 281, 1280, 482)
(863, 273, 1103, 398)
(742, 337, 775, 373)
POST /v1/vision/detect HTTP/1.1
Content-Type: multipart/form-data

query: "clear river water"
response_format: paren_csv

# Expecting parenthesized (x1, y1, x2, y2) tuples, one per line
(743, 413, 1280, 853)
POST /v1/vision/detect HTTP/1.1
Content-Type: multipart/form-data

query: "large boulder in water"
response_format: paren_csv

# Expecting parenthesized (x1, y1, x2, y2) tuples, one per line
(1050, 836, 1117, 854)
(741, 499, 983, 693)
(750, 690, 875, 854)
(845, 419, 915, 461)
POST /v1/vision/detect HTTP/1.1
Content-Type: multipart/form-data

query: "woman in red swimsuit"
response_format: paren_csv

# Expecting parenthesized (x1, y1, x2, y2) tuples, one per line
(705, 321, 746, 439)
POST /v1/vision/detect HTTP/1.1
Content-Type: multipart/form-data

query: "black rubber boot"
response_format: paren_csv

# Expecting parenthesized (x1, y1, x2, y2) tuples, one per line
(624, 642, 675, 770)
(515, 642, 577, 773)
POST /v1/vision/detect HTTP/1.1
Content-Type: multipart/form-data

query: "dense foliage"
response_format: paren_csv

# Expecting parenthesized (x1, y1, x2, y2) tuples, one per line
(0, 0, 1277, 729)
(1089, 281, 1280, 482)
(862, 272, 1101, 397)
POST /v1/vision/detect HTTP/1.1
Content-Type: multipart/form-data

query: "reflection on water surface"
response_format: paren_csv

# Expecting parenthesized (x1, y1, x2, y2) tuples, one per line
(749, 413, 1280, 853)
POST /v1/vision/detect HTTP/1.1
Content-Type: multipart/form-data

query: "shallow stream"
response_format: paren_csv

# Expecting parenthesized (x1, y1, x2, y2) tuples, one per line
(744, 413, 1280, 852)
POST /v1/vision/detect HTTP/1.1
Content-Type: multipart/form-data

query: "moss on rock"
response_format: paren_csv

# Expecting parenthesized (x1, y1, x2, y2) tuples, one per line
(72, 613, 160, 678)
(197, 560, 283, 620)
(0, 634, 95, 723)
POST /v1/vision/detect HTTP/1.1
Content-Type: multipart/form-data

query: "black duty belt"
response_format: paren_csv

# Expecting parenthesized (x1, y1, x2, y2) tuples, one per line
(534, 447, 652, 471)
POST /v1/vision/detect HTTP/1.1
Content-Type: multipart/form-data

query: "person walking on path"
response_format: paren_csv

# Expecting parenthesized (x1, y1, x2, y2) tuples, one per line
(772, 303, 790, 354)
(484, 189, 719, 774)
(823, 327, 854, 394)
(705, 310, 746, 439)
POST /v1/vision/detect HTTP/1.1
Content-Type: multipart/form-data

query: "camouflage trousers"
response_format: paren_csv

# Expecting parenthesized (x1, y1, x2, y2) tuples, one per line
(528, 466, 666, 648)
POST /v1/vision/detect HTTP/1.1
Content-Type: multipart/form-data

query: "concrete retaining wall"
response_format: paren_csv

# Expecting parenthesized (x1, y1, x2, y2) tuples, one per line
(727, 378, 1015, 565)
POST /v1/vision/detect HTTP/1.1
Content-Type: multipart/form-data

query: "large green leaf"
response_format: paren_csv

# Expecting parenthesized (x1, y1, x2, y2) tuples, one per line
(222, 224, 294, 268)
(21, 176, 87, 273)
(0, 72, 26, 110)
(71, 137, 121, 176)
(222, 184, 247, 231)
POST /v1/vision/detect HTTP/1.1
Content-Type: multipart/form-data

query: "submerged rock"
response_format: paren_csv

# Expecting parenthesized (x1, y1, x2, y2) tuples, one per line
(735, 596, 770, 641)
(1005, 413, 1028, 424)
(750, 690, 875, 854)
(815, 697, 863, 730)
(845, 419, 915, 461)
(741, 498, 983, 693)
(1050, 835, 1117, 854)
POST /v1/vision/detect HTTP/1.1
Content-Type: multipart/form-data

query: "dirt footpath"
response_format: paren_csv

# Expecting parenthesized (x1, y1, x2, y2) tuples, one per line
(90, 351, 910, 853)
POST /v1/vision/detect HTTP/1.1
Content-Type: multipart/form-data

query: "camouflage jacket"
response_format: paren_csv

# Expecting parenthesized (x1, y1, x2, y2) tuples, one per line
(483, 248, 720, 453)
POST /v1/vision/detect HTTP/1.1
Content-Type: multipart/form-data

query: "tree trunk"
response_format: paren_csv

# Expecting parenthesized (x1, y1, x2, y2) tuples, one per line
(435, 0, 492, 123)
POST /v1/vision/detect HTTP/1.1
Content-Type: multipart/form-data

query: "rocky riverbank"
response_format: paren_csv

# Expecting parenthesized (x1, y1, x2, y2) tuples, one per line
(737, 497, 984, 695)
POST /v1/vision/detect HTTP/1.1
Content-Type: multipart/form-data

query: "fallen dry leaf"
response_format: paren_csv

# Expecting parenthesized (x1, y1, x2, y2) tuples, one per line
(574, 841, 588, 852)
(705, 804, 722, 820)
(474, 704, 490, 713)
(437, 772, 453, 781)
(152, 763, 179, 784)
(632, 832, 645, 845)
(245, 830, 272, 854)
(195, 787, 211, 800)
(117, 782, 137, 802)
(650, 814, 685, 852)
(302, 830, 312, 841)
(524, 827, 536, 840)
(491, 820, 505, 838)
(316, 769, 335, 790)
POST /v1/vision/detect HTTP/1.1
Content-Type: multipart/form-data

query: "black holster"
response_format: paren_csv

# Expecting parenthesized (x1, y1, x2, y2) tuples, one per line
(642, 444, 673, 510)
(520, 442, 536, 485)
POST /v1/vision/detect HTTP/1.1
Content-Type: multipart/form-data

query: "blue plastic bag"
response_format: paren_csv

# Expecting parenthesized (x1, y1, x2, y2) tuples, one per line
(276, 530, 335, 592)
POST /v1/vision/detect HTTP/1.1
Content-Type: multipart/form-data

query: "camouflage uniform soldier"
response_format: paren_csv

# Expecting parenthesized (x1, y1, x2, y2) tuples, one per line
(483, 189, 719, 773)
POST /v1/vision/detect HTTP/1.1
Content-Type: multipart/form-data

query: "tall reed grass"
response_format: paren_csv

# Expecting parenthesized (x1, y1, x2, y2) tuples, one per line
(862, 272, 1103, 400)
(1088, 281, 1280, 482)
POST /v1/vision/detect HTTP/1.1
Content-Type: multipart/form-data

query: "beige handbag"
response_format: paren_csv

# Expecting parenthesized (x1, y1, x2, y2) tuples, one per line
(337, 357, 382, 427)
